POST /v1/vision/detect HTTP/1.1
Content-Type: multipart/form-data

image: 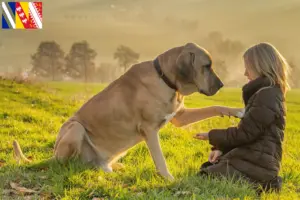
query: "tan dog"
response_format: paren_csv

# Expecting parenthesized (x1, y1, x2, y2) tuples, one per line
(15, 43, 243, 180)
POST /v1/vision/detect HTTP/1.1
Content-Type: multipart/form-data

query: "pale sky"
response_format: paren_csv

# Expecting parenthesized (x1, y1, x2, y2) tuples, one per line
(1, 0, 300, 74)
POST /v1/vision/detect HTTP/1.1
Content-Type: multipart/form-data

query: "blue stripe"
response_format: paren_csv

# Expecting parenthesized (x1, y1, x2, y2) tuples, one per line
(2, 14, 10, 29)
(8, 2, 16, 17)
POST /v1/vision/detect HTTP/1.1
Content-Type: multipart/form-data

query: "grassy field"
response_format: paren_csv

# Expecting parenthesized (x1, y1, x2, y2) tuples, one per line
(0, 79, 300, 200)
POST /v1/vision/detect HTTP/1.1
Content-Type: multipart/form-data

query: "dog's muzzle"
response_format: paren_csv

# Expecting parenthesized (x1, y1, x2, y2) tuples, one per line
(199, 89, 209, 96)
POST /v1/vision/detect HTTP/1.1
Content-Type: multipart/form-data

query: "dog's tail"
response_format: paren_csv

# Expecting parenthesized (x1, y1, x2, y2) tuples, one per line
(13, 140, 31, 163)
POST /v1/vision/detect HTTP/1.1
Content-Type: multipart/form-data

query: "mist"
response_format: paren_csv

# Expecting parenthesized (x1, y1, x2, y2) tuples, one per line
(1, 0, 300, 86)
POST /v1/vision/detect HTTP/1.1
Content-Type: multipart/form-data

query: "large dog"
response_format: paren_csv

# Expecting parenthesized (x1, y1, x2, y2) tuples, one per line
(15, 43, 243, 180)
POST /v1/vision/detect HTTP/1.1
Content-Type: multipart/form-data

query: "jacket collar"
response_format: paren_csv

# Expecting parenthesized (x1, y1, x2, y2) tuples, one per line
(242, 76, 273, 105)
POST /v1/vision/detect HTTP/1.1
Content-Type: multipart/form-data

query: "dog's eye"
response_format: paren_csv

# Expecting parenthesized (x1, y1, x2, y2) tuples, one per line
(203, 63, 211, 69)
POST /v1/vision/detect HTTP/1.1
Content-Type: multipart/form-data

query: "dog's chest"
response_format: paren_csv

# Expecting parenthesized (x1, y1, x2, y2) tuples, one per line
(164, 112, 177, 122)
(157, 92, 184, 127)
(157, 105, 182, 128)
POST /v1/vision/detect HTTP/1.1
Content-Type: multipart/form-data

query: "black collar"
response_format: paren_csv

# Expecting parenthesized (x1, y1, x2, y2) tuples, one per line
(153, 58, 177, 90)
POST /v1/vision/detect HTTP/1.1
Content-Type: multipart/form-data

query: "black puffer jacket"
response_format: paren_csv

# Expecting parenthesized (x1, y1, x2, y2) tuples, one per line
(208, 77, 286, 181)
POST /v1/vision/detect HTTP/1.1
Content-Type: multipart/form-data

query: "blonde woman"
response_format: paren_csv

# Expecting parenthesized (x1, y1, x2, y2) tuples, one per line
(194, 42, 290, 194)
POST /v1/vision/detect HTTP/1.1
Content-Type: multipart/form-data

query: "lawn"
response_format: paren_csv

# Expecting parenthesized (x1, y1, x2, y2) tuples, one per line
(0, 79, 300, 200)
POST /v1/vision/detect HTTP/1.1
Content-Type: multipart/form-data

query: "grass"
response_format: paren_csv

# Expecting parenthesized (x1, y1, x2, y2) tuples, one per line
(0, 79, 300, 200)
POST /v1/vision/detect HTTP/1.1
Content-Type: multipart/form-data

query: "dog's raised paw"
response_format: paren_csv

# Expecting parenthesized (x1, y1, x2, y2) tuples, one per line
(236, 109, 245, 118)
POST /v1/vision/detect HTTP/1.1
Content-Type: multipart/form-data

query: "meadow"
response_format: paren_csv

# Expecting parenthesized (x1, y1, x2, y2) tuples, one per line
(0, 79, 299, 200)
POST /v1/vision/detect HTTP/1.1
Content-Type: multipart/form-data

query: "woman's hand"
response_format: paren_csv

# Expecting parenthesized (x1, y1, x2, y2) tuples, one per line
(216, 106, 245, 118)
(193, 133, 209, 140)
(209, 150, 223, 163)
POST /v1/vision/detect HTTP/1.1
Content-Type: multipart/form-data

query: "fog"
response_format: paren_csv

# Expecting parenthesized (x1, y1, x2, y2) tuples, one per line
(1, 0, 300, 85)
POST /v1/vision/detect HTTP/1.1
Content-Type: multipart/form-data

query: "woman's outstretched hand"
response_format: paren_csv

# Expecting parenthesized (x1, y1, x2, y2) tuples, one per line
(193, 133, 209, 140)
(209, 150, 223, 163)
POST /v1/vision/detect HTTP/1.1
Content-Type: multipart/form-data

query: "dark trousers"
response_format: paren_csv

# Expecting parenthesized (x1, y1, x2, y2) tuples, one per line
(198, 161, 282, 195)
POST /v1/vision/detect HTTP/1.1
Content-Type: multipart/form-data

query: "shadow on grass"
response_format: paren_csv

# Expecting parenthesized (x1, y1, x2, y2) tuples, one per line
(0, 158, 96, 199)
(0, 159, 259, 200)
(116, 172, 258, 200)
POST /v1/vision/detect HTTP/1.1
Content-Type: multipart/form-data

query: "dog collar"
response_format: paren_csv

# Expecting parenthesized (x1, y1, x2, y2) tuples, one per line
(153, 58, 178, 90)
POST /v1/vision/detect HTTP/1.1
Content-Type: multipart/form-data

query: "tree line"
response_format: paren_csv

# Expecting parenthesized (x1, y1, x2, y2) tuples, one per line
(29, 36, 244, 84)
(198, 31, 299, 88)
(29, 34, 299, 87)
(30, 41, 139, 82)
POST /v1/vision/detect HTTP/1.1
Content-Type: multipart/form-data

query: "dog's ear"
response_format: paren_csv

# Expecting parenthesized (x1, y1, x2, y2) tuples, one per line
(176, 48, 195, 83)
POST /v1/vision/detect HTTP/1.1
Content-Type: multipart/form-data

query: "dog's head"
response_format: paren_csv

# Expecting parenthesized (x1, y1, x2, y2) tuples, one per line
(175, 43, 224, 96)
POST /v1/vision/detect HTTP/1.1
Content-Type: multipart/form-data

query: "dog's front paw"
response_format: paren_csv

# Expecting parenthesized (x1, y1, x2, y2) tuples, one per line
(159, 172, 175, 181)
(235, 108, 245, 118)
(227, 107, 245, 118)
(166, 174, 175, 181)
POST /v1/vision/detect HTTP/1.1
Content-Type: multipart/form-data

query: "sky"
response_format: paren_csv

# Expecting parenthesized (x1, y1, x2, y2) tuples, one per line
(1, 0, 300, 76)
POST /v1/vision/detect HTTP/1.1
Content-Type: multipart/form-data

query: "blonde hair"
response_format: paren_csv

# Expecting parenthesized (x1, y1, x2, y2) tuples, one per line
(243, 42, 290, 94)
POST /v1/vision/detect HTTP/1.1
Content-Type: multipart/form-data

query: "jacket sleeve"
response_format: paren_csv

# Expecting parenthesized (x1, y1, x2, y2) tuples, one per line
(208, 93, 277, 150)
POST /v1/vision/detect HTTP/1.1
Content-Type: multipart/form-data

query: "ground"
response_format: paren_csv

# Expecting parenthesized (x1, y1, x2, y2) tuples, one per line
(0, 79, 299, 200)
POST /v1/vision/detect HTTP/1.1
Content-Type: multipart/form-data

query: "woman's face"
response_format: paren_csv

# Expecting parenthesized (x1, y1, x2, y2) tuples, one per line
(244, 63, 259, 82)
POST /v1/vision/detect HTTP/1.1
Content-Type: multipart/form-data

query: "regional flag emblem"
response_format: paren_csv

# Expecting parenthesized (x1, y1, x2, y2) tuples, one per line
(1, 2, 42, 29)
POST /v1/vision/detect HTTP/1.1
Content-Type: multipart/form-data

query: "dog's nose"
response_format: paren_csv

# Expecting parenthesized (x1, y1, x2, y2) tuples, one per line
(219, 81, 224, 88)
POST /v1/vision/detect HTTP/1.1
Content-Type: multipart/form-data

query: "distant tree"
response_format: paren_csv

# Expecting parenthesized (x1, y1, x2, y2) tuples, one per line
(95, 63, 118, 83)
(199, 31, 245, 85)
(113, 45, 140, 72)
(31, 41, 65, 80)
(207, 31, 223, 47)
(65, 41, 97, 82)
(206, 31, 245, 58)
(218, 39, 244, 57)
(213, 59, 228, 79)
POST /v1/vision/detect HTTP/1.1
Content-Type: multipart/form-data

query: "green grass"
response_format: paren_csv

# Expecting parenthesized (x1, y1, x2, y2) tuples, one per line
(0, 79, 300, 200)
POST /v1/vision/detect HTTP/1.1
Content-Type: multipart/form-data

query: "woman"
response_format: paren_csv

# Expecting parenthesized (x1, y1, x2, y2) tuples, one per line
(194, 42, 290, 194)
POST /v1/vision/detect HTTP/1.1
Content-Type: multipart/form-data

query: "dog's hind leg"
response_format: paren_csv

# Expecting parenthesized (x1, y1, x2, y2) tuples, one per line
(54, 121, 85, 161)
(81, 133, 113, 172)
(55, 121, 119, 173)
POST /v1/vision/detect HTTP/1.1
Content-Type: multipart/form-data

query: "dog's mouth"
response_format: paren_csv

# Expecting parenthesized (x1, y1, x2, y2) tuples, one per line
(199, 88, 219, 96)
(199, 89, 210, 96)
